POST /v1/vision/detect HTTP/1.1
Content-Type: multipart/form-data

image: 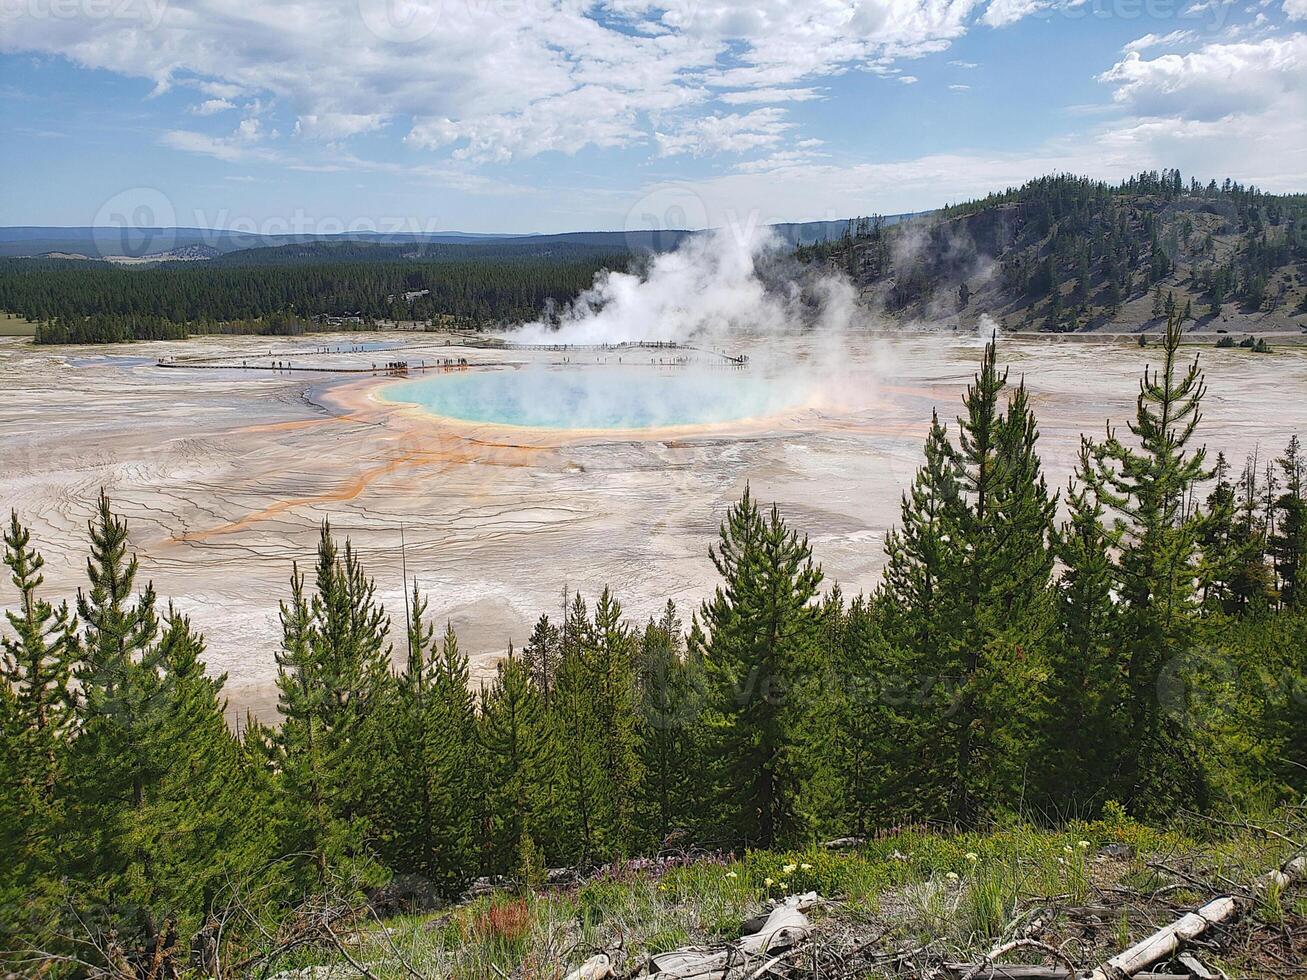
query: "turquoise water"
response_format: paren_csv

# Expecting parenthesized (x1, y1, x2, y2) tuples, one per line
(383, 367, 784, 429)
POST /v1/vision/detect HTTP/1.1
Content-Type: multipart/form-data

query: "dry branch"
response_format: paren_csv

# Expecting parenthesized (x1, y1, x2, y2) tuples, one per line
(1087, 856, 1305, 980)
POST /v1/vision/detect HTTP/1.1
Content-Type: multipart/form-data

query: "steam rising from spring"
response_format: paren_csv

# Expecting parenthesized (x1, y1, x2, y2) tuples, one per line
(511, 226, 859, 347)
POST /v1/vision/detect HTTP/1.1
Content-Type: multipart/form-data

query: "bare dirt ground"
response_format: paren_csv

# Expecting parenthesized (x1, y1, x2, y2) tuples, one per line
(2, 330, 1304, 723)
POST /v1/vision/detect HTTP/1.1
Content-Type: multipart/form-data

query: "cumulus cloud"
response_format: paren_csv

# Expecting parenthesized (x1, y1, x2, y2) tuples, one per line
(294, 114, 390, 141)
(1287, 0, 1307, 18)
(655, 109, 792, 158)
(0, 0, 986, 166)
(1099, 34, 1307, 121)
(191, 98, 236, 116)
(981, 0, 1050, 28)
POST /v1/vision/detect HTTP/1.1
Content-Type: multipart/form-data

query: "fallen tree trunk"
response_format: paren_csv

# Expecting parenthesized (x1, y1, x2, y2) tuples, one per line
(636, 892, 818, 979)
(564, 953, 614, 980)
(944, 968, 1199, 979)
(1087, 855, 1304, 980)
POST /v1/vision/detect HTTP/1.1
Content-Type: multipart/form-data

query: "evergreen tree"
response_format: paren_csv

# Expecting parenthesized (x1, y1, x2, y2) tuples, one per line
(698, 488, 824, 847)
(373, 598, 480, 896)
(428, 622, 479, 891)
(523, 612, 561, 706)
(1042, 441, 1120, 812)
(549, 592, 604, 863)
(478, 647, 554, 876)
(589, 587, 642, 856)
(833, 595, 905, 833)
(878, 411, 961, 683)
(273, 523, 391, 885)
(1272, 436, 1306, 608)
(58, 496, 267, 970)
(2, 511, 73, 809)
(62, 493, 170, 946)
(1084, 315, 1211, 814)
(1199, 453, 1239, 611)
(635, 601, 700, 844)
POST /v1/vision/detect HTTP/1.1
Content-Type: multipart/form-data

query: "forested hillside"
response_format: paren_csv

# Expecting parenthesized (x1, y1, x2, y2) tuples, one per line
(802, 171, 1307, 333)
(3, 319, 1304, 976)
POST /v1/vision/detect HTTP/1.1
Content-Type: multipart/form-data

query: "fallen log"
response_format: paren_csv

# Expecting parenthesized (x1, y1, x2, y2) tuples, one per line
(1087, 855, 1304, 980)
(944, 968, 1195, 979)
(564, 953, 613, 980)
(638, 892, 818, 978)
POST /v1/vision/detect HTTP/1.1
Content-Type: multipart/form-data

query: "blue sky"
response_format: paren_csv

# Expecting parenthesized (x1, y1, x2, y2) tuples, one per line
(2, 0, 1305, 234)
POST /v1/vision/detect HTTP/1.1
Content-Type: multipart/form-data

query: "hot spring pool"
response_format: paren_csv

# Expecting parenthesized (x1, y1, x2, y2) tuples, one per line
(382, 367, 788, 430)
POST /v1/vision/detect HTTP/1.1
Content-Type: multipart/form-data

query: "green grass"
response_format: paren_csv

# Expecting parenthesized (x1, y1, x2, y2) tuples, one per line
(257, 812, 1304, 980)
(0, 312, 36, 336)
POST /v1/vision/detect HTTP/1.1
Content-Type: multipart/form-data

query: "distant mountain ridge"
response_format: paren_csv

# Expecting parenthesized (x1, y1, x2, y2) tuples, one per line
(0, 214, 925, 262)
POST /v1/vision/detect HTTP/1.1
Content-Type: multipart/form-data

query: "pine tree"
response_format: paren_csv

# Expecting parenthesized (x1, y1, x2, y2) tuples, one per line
(1042, 441, 1120, 812)
(62, 493, 170, 941)
(1084, 315, 1211, 814)
(523, 613, 561, 707)
(949, 341, 1056, 823)
(833, 595, 905, 832)
(273, 523, 391, 885)
(479, 647, 554, 875)
(699, 488, 824, 847)
(635, 600, 700, 844)
(878, 411, 961, 674)
(589, 587, 642, 856)
(373, 598, 479, 895)
(428, 622, 479, 892)
(1227, 454, 1277, 613)
(58, 496, 268, 968)
(2, 511, 73, 808)
(549, 592, 604, 864)
(1272, 436, 1306, 608)
(143, 609, 276, 944)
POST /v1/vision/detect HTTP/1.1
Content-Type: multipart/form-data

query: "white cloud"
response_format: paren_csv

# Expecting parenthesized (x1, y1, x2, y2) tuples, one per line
(717, 87, 823, 104)
(192, 98, 235, 116)
(733, 149, 825, 173)
(1098, 34, 1307, 121)
(407, 86, 667, 162)
(981, 0, 1050, 28)
(655, 108, 792, 157)
(161, 129, 278, 164)
(0, 0, 987, 164)
(1085, 34, 1307, 191)
(949, 60, 979, 68)
(1122, 31, 1199, 53)
(899, 75, 919, 84)
(1287, 0, 1307, 19)
(294, 114, 389, 141)
(949, 83, 971, 91)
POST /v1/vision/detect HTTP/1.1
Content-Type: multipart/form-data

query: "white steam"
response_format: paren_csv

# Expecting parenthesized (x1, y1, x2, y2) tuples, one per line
(511, 226, 857, 346)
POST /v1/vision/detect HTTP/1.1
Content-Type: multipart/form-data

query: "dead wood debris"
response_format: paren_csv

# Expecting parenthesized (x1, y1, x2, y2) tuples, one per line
(573, 854, 1304, 980)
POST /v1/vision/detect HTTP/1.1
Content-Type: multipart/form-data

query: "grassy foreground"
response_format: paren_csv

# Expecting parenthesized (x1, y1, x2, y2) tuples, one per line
(264, 809, 1305, 979)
